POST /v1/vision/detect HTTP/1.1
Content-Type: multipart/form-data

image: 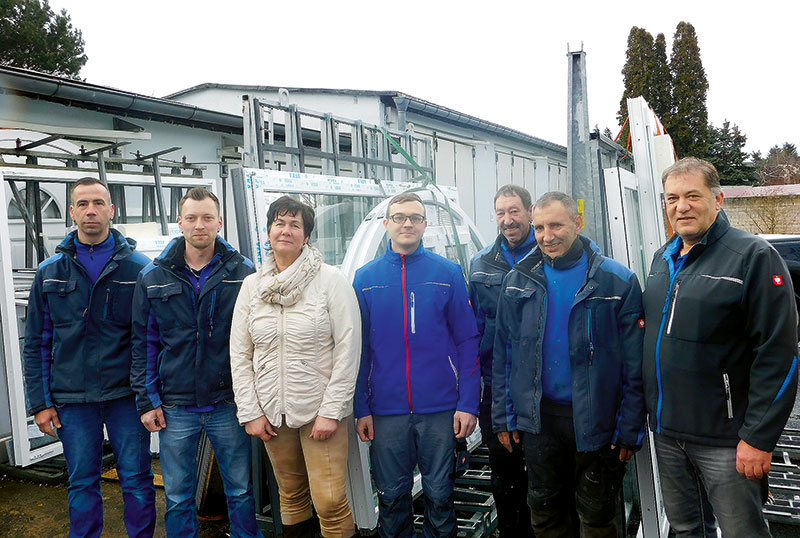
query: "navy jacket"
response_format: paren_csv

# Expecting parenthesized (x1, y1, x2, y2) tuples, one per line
(492, 236, 646, 452)
(130, 236, 255, 414)
(23, 229, 150, 414)
(643, 213, 798, 451)
(469, 227, 536, 386)
(353, 242, 481, 418)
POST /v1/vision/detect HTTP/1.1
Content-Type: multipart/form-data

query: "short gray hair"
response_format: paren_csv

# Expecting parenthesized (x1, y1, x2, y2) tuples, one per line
(494, 184, 532, 209)
(534, 192, 579, 219)
(661, 157, 722, 196)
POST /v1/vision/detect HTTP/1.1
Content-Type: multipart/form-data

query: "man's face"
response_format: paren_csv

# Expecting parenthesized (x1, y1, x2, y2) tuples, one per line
(664, 171, 723, 247)
(533, 201, 583, 259)
(69, 183, 114, 243)
(495, 193, 532, 248)
(384, 200, 427, 252)
(178, 197, 222, 250)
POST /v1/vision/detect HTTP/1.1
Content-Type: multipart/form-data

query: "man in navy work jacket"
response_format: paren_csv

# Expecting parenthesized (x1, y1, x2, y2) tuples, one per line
(23, 177, 155, 538)
(468, 184, 535, 538)
(131, 187, 262, 538)
(493, 191, 645, 537)
(642, 157, 798, 538)
(354, 191, 480, 538)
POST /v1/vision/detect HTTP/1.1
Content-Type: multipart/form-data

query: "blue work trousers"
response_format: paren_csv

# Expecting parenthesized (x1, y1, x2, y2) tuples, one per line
(370, 410, 457, 538)
(159, 402, 262, 538)
(56, 395, 155, 538)
(653, 433, 770, 538)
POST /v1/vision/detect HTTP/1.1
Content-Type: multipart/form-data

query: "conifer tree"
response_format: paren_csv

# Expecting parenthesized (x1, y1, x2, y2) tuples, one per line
(705, 120, 755, 185)
(649, 33, 672, 126)
(617, 27, 654, 143)
(669, 22, 709, 157)
(0, 0, 86, 78)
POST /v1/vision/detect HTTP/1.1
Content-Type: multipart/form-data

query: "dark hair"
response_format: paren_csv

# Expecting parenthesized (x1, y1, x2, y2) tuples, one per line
(179, 187, 220, 215)
(70, 177, 110, 202)
(385, 191, 424, 218)
(534, 191, 580, 219)
(661, 157, 722, 195)
(494, 184, 532, 209)
(267, 195, 315, 238)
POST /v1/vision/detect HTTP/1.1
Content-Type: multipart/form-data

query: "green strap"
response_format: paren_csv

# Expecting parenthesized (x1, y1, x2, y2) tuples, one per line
(380, 129, 471, 282)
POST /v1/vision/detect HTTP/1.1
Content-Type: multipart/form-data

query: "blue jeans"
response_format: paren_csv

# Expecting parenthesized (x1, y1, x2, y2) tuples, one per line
(653, 434, 770, 538)
(56, 395, 155, 538)
(370, 410, 457, 538)
(159, 402, 262, 538)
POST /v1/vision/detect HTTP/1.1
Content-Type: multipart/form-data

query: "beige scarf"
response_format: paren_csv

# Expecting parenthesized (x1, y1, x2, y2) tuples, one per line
(257, 244, 322, 306)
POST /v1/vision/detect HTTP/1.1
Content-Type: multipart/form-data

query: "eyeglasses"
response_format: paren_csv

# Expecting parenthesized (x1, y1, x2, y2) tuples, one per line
(389, 213, 426, 225)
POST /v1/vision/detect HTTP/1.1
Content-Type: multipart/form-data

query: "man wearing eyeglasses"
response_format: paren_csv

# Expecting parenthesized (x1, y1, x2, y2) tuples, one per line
(353, 191, 480, 538)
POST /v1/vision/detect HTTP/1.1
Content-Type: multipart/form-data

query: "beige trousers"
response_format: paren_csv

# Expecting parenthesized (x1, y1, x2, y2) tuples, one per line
(264, 417, 354, 538)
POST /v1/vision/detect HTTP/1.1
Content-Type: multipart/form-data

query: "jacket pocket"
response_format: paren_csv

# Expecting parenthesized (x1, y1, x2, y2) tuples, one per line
(146, 282, 184, 327)
(107, 280, 137, 324)
(42, 279, 80, 326)
(723, 372, 734, 419)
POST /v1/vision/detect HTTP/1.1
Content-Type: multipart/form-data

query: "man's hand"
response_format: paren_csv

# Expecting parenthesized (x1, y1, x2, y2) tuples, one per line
(309, 416, 338, 441)
(356, 415, 374, 442)
(140, 407, 166, 432)
(612, 444, 635, 462)
(245, 416, 277, 442)
(497, 430, 520, 453)
(453, 411, 477, 439)
(736, 439, 772, 481)
(35, 407, 61, 437)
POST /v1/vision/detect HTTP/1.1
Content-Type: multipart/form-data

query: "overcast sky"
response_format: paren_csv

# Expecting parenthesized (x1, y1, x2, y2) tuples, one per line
(51, 0, 798, 155)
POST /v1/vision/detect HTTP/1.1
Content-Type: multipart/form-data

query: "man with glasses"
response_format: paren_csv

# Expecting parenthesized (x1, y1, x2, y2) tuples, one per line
(354, 192, 480, 538)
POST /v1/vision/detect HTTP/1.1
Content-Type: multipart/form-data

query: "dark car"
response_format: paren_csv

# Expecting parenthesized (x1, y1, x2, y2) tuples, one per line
(763, 235, 800, 329)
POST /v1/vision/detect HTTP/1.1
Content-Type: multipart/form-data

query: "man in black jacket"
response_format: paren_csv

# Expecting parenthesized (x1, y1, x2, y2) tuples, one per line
(642, 157, 798, 538)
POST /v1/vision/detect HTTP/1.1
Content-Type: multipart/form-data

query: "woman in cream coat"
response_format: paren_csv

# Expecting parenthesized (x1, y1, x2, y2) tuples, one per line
(230, 196, 361, 538)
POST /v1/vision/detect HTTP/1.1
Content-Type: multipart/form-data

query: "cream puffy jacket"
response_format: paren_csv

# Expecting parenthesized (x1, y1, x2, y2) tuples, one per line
(229, 262, 361, 428)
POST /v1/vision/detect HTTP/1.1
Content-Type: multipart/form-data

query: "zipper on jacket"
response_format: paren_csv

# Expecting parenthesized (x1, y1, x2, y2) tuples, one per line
(410, 292, 416, 334)
(401, 254, 413, 413)
(208, 290, 217, 337)
(587, 308, 594, 365)
(447, 356, 458, 385)
(723, 372, 733, 419)
(103, 288, 110, 320)
(666, 282, 680, 335)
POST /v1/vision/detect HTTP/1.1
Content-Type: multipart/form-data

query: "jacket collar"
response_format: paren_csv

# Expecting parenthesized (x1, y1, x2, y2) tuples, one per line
(384, 240, 426, 264)
(663, 210, 731, 260)
(56, 228, 136, 260)
(515, 235, 602, 280)
(155, 235, 238, 270)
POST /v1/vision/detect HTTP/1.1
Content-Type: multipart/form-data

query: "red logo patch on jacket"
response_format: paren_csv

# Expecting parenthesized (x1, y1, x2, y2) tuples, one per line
(773, 275, 784, 286)
(638, 318, 645, 329)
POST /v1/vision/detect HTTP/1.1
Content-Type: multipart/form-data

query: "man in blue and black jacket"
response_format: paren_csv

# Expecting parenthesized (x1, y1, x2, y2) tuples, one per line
(468, 184, 535, 538)
(354, 191, 480, 538)
(131, 188, 261, 538)
(643, 157, 798, 538)
(23, 177, 155, 538)
(493, 191, 645, 537)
